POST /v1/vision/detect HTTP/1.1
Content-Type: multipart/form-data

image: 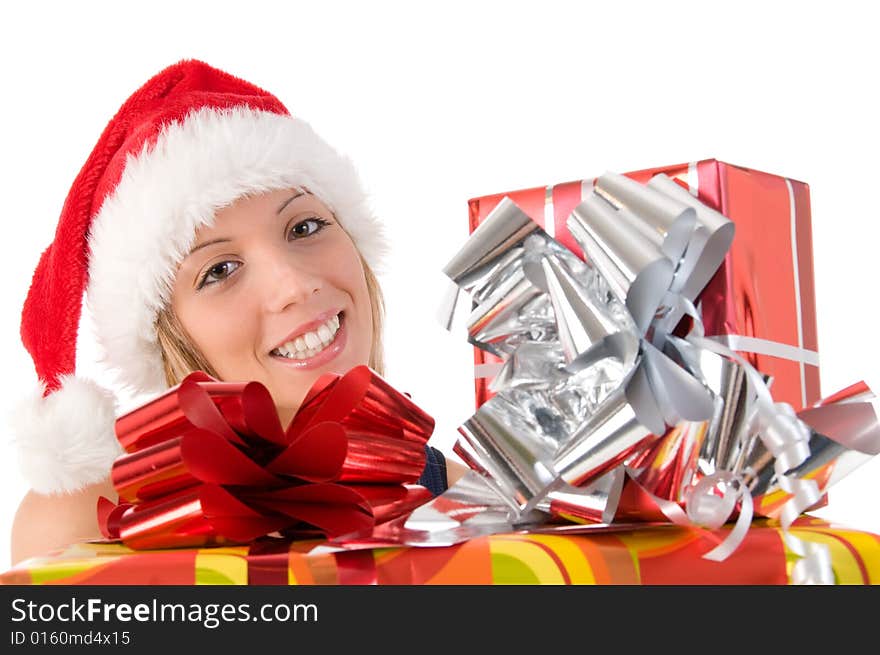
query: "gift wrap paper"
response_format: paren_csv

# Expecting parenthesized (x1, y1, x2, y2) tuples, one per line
(3, 518, 877, 585)
(467, 159, 820, 412)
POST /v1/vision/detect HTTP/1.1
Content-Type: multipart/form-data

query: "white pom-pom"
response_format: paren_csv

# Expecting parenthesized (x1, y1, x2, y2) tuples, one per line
(7, 375, 122, 495)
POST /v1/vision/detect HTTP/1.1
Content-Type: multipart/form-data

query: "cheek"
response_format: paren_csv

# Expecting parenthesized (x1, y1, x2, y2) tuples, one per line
(325, 241, 374, 360)
(172, 292, 260, 376)
(353, 275, 374, 358)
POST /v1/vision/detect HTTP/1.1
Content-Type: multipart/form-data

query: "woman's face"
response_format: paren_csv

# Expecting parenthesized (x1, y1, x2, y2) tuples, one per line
(171, 189, 373, 426)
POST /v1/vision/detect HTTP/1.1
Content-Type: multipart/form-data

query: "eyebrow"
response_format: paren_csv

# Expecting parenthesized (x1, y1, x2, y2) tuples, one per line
(277, 190, 307, 215)
(187, 237, 231, 256)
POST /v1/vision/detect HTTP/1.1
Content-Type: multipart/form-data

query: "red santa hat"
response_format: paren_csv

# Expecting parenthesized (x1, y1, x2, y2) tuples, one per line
(12, 59, 387, 495)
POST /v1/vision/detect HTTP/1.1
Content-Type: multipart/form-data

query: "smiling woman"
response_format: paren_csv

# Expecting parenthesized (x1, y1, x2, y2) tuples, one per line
(9, 60, 464, 565)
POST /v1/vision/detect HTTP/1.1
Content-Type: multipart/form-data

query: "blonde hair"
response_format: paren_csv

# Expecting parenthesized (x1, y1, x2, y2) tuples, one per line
(156, 254, 385, 387)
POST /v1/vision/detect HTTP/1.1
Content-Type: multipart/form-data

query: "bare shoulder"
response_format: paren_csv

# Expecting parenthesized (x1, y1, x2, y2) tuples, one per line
(10, 478, 117, 567)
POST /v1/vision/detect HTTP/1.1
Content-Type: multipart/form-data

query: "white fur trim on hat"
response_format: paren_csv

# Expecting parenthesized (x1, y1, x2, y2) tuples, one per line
(8, 376, 122, 495)
(86, 106, 387, 396)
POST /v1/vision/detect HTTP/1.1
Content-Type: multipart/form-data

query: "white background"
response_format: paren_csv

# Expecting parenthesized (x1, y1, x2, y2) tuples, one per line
(1, 0, 878, 570)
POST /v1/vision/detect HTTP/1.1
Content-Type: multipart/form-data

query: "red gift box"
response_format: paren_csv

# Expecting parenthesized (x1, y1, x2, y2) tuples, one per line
(467, 159, 820, 412)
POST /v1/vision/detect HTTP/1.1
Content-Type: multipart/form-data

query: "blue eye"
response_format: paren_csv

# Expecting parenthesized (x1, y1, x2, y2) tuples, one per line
(289, 217, 330, 240)
(197, 260, 241, 289)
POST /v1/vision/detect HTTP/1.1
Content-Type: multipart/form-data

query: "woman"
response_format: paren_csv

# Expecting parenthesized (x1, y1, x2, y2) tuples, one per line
(10, 60, 465, 565)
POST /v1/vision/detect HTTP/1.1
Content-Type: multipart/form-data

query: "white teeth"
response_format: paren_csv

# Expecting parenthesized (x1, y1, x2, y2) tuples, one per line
(272, 313, 342, 359)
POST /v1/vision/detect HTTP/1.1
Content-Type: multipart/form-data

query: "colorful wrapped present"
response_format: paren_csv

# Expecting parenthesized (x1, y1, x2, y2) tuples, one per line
(465, 159, 819, 412)
(2, 517, 877, 585)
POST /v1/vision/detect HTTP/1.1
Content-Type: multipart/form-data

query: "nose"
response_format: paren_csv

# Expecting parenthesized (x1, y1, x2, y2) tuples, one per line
(258, 247, 323, 313)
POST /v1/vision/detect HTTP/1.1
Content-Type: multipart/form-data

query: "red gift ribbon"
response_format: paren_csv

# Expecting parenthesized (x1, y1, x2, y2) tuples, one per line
(99, 366, 434, 549)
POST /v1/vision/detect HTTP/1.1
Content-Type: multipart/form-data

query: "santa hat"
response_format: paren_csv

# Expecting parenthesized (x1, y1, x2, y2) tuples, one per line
(12, 59, 387, 495)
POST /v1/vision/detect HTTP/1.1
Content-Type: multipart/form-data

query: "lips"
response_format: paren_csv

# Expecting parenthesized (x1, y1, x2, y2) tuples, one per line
(268, 310, 347, 369)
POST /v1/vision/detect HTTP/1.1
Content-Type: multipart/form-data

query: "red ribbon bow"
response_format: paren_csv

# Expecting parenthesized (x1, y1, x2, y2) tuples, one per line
(99, 366, 435, 549)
